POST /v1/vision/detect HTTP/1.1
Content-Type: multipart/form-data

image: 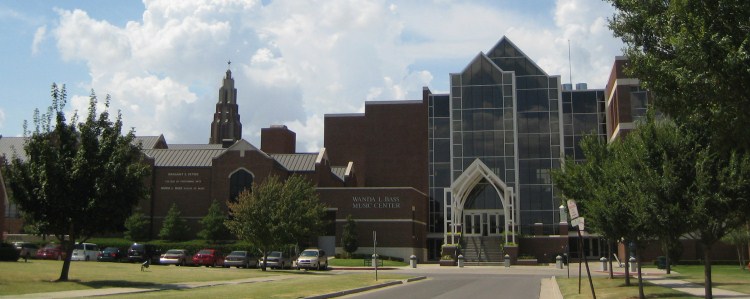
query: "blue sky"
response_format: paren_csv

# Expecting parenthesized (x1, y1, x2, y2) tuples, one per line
(0, 0, 622, 151)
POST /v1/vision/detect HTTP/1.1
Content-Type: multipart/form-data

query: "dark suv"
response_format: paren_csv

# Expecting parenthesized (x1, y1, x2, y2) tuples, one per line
(127, 243, 160, 264)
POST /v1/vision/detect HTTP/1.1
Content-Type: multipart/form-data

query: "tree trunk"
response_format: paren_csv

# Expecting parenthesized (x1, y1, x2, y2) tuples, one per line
(704, 245, 713, 299)
(636, 249, 645, 299)
(666, 254, 671, 274)
(58, 238, 75, 281)
(261, 249, 268, 271)
(608, 240, 614, 279)
(624, 243, 631, 286)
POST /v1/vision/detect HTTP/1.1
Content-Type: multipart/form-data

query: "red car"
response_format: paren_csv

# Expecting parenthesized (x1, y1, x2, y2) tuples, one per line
(36, 244, 66, 260)
(192, 249, 224, 267)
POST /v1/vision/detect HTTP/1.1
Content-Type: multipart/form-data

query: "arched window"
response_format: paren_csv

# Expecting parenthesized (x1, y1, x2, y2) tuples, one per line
(229, 169, 253, 201)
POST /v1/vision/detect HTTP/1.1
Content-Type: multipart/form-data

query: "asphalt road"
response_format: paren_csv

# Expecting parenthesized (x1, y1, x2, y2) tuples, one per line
(344, 273, 547, 299)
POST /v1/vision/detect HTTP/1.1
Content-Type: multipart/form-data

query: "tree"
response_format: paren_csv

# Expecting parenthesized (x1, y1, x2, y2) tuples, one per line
(159, 203, 190, 241)
(341, 214, 359, 258)
(606, 0, 750, 150)
(124, 209, 151, 242)
(225, 175, 326, 271)
(722, 225, 750, 270)
(4, 84, 149, 281)
(197, 200, 230, 243)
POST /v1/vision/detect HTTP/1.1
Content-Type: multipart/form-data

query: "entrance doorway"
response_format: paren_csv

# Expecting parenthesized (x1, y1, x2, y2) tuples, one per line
(463, 210, 504, 237)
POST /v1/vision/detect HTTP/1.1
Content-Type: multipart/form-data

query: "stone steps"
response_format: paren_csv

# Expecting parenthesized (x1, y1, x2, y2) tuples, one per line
(461, 236, 504, 263)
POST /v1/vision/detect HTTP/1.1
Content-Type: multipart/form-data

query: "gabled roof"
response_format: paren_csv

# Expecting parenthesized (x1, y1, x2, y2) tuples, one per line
(142, 149, 225, 167)
(486, 36, 548, 76)
(168, 144, 224, 150)
(0, 136, 28, 161)
(331, 166, 347, 181)
(270, 153, 318, 172)
(133, 135, 166, 149)
(459, 52, 508, 85)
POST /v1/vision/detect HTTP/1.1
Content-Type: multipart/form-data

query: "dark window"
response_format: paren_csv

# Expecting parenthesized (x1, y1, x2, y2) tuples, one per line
(229, 169, 253, 201)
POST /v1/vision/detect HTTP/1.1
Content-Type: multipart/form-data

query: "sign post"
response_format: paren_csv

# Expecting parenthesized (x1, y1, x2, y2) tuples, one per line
(373, 231, 378, 281)
(567, 200, 596, 299)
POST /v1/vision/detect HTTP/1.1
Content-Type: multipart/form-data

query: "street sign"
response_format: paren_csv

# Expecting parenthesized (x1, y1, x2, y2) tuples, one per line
(571, 217, 585, 231)
(567, 200, 579, 220)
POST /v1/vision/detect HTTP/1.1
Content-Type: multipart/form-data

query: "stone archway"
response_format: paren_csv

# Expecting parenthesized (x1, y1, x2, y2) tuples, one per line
(444, 159, 516, 245)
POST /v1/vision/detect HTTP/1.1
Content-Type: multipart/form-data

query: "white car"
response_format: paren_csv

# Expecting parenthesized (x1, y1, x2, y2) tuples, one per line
(71, 243, 99, 261)
(295, 249, 328, 270)
(160, 249, 190, 266)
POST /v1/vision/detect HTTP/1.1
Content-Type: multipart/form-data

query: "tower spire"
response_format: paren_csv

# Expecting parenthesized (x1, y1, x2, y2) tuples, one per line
(210, 64, 242, 145)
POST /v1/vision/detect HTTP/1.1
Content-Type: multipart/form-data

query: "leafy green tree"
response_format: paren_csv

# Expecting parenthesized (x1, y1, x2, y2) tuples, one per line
(159, 203, 190, 241)
(226, 175, 326, 271)
(124, 209, 151, 242)
(341, 214, 359, 258)
(197, 200, 230, 243)
(607, 0, 750, 150)
(4, 84, 149, 281)
(722, 225, 750, 270)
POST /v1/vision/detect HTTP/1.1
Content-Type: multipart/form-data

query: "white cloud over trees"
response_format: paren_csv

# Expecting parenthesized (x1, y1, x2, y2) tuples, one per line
(49, 0, 621, 151)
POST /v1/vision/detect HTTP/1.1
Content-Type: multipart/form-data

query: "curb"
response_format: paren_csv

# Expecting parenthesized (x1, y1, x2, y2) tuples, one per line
(305, 276, 427, 299)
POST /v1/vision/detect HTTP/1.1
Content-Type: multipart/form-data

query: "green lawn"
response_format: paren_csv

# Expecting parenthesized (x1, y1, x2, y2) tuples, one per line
(328, 258, 409, 267)
(557, 265, 750, 298)
(0, 259, 412, 298)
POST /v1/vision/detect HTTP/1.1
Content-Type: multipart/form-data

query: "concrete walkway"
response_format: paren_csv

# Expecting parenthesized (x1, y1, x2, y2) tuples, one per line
(643, 277, 750, 299)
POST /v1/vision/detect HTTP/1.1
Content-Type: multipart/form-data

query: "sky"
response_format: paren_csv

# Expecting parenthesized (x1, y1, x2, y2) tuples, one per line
(0, 0, 623, 152)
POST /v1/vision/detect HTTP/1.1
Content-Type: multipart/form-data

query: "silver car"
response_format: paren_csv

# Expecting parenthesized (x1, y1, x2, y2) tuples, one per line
(295, 249, 328, 270)
(259, 251, 291, 269)
(223, 251, 258, 268)
(159, 249, 190, 266)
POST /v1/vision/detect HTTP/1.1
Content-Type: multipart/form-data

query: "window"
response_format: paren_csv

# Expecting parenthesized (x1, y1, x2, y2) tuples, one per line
(229, 169, 253, 201)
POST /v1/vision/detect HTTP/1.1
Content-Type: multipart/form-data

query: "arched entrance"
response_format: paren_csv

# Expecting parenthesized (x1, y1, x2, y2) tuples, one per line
(444, 159, 516, 245)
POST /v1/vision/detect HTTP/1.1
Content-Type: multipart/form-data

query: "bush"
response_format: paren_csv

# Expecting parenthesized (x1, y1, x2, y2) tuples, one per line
(0, 243, 20, 261)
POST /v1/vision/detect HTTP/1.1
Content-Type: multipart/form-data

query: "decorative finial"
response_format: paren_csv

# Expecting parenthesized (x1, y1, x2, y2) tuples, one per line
(227, 60, 231, 69)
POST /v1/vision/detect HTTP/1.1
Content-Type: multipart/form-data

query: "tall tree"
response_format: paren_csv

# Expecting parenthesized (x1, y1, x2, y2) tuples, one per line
(225, 175, 326, 271)
(159, 203, 190, 241)
(197, 200, 230, 243)
(4, 84, 149, 281)
(607, 0, 750, 150)
(124, 209, 151, 242)
(341, 214, 359, 258)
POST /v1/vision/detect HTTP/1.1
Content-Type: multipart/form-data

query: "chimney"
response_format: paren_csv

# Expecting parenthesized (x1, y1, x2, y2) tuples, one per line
(261, 125, 297, 154)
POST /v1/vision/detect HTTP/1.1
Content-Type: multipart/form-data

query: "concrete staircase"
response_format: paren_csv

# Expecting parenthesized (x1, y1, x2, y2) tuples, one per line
(461, 236, 504, 265)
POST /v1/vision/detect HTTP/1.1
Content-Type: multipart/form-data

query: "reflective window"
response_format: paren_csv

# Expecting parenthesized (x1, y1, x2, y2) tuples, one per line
(229, 169, 253, 201)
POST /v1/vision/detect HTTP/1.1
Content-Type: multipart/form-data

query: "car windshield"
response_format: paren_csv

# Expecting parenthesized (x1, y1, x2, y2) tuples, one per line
(268, 252, 281, 258)
(43, 244, 58, 249)
(166, 250, 183, 254)
(103, 247, 118, 252)
(229, 251, 246, 256)
(300, 251, 318, 257)
(197, 250, 212, 255)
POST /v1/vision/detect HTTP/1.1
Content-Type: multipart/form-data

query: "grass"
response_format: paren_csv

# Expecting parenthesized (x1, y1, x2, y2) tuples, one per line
(0, 259, 413, 298)
(109, 273, 411, 299)
(667, 264, 750, 294)
(0, 259, 282, 295)
(557, 265, 750, 298)
(328, 258, 409, 267)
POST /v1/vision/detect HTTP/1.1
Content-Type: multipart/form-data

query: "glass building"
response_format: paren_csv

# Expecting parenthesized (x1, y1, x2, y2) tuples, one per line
(427, 37, 610, 260)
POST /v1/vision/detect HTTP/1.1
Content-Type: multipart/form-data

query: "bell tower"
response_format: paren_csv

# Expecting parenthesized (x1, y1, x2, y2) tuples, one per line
(210, 62, 242, 145)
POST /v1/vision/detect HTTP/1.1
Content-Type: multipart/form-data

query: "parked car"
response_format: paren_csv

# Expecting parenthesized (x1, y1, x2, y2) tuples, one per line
(295, 248, 328, 270)
(71, 243, 99, 261)
(223, 251, 258, 268)
(160, 249, 191, 266)
(14, 242, 39, 260)
(259, 251, 292, 269)
(36, 244, 66, 260)
(127, 243, 161, 264)
(97, 247, 126, 262)
(192, 249, 224, 267)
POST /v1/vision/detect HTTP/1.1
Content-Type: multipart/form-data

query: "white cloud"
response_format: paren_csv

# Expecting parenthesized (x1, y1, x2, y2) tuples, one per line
(50, 0, 622, 151)
(0, 108, 5, 129)
(31, 26, 46, 55)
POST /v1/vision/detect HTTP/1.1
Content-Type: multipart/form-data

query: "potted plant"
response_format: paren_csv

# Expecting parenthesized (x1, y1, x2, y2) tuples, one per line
(440, 244, 460, 266)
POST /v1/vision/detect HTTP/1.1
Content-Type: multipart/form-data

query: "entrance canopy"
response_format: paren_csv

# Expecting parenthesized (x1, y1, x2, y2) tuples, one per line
(444, 159, 516, 244)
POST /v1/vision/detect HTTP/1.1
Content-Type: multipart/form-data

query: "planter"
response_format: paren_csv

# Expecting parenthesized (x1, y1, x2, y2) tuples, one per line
(439, 259, 457, 267)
